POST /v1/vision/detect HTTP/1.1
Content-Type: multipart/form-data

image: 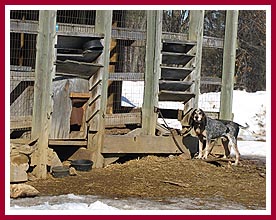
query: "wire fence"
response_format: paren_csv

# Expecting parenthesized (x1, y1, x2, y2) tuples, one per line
(10, 11, 37, 126)
(10, 9, 227, 137)
(108, 10, 147, 115)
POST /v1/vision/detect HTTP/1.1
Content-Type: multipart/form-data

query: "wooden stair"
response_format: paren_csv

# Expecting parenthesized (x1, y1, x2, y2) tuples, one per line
(158, 39, 196, 108)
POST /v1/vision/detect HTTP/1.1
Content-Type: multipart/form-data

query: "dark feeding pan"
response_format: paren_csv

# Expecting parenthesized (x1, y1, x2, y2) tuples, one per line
(51, 166, 69, 178)
(70, 160, 93, 171)
(83, 39, 103, 51)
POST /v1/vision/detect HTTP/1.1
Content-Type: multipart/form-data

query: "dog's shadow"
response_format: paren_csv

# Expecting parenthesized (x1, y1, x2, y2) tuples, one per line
(205, 160, 222, 167)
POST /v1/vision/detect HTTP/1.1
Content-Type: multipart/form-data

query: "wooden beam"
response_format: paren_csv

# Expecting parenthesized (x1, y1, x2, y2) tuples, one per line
(108, 72, 144, 81)
(142, 10, 162, 135)
(105, 112, 142, 127)
(219, 11, 239, 120)
(102, 135, 190, 155)
(10, 116, 32, 130)
(10, 19, 224, 48)
(31, 11, 57, 179)
(200, 77, 222, 85)
(88, 10, 112, 168)
(187, 10, 205, 110)
(48, 139, 87, 146)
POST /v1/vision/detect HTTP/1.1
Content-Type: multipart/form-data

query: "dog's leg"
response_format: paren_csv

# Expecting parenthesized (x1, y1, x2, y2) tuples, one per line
(203, 139, 212, 160)
(227, 134, 240, 166)
(221, 138, 230, 158)
(195, 136, 204, 159)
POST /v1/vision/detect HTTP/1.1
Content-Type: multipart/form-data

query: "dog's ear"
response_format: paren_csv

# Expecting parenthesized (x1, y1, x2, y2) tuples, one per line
(200, 109, 207, 125)
(188, 109, 195, 126)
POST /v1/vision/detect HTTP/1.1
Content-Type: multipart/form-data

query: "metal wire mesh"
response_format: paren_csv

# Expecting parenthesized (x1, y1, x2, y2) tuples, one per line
(9, 9, 227, 134)
(10, 11, 37, 124)
(107, 10, 147, 116)
(57, 10, 96, 34)
(162, 10, 189, 34)
(10, 10, 38, 137)
(10, 10, 98, 135)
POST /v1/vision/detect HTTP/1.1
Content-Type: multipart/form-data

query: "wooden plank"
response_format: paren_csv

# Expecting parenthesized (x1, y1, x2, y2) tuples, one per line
(108, 72, 144, 81)
(57, 23, 103, 37)
(159, 90, 195, 102)
(162, 40, 196, 53)
(160, 66, 194, 80)
(89, 71, 102, 91)
(200, 77, 222, 85)
(111, 27, 145, 40)
(162, 32, 188, 42)
(88, 85, 101, 106)
(86, 99, 101, 123)
(203, 36, 224, 49)
(10, 19, 224, 49)
(70, 92, 90, 99)
(48, 139, 87, 146)
(10, 139, 31, 145)
(10, 19, 39, 34)
(105, 112, 142, 127)
(102, 135, 190, 154)
(10, 71, 35, 82)
(10, 116, 32, 130)
(159, 80, 193, 92)
(55, 60, 103, 79)
(161, 52, 194, 66)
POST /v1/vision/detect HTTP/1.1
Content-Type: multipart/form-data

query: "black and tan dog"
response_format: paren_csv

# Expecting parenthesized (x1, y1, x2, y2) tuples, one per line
(189, 108, 247, 166)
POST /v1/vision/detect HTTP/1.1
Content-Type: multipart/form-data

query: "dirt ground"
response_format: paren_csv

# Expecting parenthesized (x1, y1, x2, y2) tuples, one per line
(28, 155, 266, 209)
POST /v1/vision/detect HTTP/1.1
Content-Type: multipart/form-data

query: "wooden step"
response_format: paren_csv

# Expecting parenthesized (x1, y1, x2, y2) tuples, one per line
(159, 90, 195, 103)
(162, 39, 196, 53)
(159, 80, 193, 92)
(57, 50, 102, 63)
(56, 60, 103, 79)
(161, 52, 194, 66)
(160, 66, 194, 80)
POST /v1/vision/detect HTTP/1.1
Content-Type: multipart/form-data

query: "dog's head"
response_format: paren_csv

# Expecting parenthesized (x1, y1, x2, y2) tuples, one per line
(189, 108, 207, 126)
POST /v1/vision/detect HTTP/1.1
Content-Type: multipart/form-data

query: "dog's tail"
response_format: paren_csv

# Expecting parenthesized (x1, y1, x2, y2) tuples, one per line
(238, 122, 259, 136)
(238, 122, 250, 130)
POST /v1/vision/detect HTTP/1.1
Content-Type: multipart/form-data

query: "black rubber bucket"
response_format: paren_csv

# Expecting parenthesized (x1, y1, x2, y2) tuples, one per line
(51, 166, 69, 178)
(70, 160, 93, 171)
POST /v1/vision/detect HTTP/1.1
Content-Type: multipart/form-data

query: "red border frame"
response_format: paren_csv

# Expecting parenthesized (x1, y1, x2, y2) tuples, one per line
(2, 1, 273, 220)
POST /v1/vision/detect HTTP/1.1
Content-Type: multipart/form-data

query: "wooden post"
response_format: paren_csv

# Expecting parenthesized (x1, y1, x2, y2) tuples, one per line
(186, 10, 205, 111)
(31, 10, 56, 178)
(142, 10, 162, 135)
(219, 10, 239, 120)
(88, 10, 112, 168)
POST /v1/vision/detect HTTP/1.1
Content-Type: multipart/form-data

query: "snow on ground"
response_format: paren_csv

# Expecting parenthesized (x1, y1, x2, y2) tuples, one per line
(10, 194, 252, 213)
(8, 89, 269, 212)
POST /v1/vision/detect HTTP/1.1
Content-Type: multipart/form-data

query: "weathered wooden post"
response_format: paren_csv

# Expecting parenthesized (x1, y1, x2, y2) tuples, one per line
(142, 10, 162, 135)
(219, 10, 239, 120)
(88, 10, 112, 168)
(31, 10, 57, 178)
(186, 10, 204, 111)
